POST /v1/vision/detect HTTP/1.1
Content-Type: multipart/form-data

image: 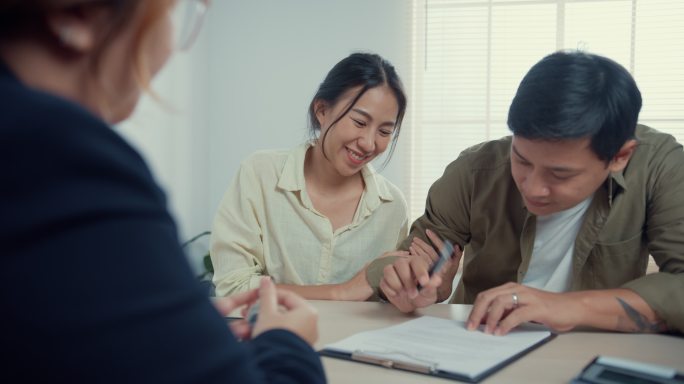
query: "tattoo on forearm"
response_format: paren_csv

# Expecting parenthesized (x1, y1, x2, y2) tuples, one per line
(616, 297, 665, 333)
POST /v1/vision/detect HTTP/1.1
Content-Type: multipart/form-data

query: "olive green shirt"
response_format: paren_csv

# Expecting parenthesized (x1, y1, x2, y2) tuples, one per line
(367, 125, 684, 331)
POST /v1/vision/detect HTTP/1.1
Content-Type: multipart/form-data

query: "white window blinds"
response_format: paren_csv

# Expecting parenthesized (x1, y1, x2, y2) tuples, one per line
(410, 0, 684, 220)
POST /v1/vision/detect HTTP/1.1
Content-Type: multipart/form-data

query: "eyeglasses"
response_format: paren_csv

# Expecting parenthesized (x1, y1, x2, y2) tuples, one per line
(172, 0, 210, 51)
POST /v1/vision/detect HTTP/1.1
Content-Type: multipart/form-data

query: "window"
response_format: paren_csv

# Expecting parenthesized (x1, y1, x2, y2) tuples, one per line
(410, 0, 684, 220)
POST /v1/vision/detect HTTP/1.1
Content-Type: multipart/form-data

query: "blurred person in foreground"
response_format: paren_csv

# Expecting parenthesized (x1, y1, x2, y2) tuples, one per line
(0, 0, 325, 382)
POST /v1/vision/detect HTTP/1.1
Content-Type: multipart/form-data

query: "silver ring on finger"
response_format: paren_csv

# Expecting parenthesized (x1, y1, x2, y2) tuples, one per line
(512, 292, 519, 308)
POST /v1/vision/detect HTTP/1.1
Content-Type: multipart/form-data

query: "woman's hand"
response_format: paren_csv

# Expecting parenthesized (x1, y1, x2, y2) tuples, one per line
(334, 252, 409, 301)
(334, 264, 374, 301)
(252, 277, 319, 345)
(211, 286, 260, 340)
(213, 277, 319, 345)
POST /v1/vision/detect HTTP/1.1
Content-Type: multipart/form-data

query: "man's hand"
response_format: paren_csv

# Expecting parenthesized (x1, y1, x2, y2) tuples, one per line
(466, 283, 666, 335)
(466, 282, 585, 335)
(409, 230, 462, 301)
(380, 255, 443, 312)
(380, 229, 461, 312)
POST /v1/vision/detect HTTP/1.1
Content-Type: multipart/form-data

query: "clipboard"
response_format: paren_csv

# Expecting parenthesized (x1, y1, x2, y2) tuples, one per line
(319, 316, 556, 383)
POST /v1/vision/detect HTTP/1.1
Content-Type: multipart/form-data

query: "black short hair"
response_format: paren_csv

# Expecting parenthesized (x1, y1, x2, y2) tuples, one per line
(308, 52, 406, 168)
(507, 51, 642, 162)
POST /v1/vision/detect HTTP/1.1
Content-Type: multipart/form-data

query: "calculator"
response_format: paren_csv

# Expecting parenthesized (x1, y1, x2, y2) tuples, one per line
(573, 356, 684, 384)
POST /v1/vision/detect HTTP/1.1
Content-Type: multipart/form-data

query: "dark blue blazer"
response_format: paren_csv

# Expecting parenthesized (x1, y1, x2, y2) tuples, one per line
(0, 61, 325, 383)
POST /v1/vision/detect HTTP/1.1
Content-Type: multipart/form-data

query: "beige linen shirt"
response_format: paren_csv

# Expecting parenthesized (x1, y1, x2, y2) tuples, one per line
(212, 143, 409, 296)
(367, 125, 684, 331)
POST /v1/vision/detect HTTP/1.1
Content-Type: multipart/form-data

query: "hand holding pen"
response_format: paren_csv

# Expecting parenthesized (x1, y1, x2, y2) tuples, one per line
(213, 277, 319, 346)
(248, 278, 319, 345)
(416, 237, 454, 291)
(380, 229, 462, 313)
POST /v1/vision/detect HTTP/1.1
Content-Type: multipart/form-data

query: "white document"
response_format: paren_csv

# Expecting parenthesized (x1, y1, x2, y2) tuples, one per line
(322, 316, 552, 381)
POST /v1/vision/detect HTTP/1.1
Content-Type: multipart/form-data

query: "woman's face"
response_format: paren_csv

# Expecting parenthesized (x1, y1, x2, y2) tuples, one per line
(316, 85, 399, 177)
(98, 1, 175, 123)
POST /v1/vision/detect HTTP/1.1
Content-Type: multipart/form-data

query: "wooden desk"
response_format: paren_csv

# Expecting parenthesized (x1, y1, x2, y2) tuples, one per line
(311, 300, 684, 383)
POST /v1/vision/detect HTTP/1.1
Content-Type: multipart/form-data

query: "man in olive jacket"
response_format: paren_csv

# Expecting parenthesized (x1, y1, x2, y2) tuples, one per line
(367, 51, 684, 334)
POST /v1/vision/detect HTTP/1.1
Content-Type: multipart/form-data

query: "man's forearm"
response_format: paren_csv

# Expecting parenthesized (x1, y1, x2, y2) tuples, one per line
(436, 260, 460, 302)
(574, 288, 667, 333)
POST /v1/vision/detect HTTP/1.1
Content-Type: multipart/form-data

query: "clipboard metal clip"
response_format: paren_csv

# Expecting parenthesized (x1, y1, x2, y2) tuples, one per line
(351, 350, 438, 374)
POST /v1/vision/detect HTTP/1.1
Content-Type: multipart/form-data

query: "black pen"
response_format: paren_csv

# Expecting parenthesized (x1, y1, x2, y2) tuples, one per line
(417, 239, 454, 291)
(246, 300, 260, 327)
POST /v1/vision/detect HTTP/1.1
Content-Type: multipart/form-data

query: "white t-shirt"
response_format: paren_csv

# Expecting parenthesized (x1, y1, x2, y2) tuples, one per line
(523, 195, 593, 292)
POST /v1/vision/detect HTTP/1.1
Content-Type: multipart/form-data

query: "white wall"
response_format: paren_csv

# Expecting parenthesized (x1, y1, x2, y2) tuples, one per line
(118, 1, 413, 270)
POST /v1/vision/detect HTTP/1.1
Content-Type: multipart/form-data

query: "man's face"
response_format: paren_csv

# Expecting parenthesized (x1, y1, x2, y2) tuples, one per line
(510, 136, 613, 216)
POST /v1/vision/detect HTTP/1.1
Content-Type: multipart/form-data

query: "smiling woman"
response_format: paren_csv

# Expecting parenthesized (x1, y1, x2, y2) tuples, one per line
(210, 52, 411, 301)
